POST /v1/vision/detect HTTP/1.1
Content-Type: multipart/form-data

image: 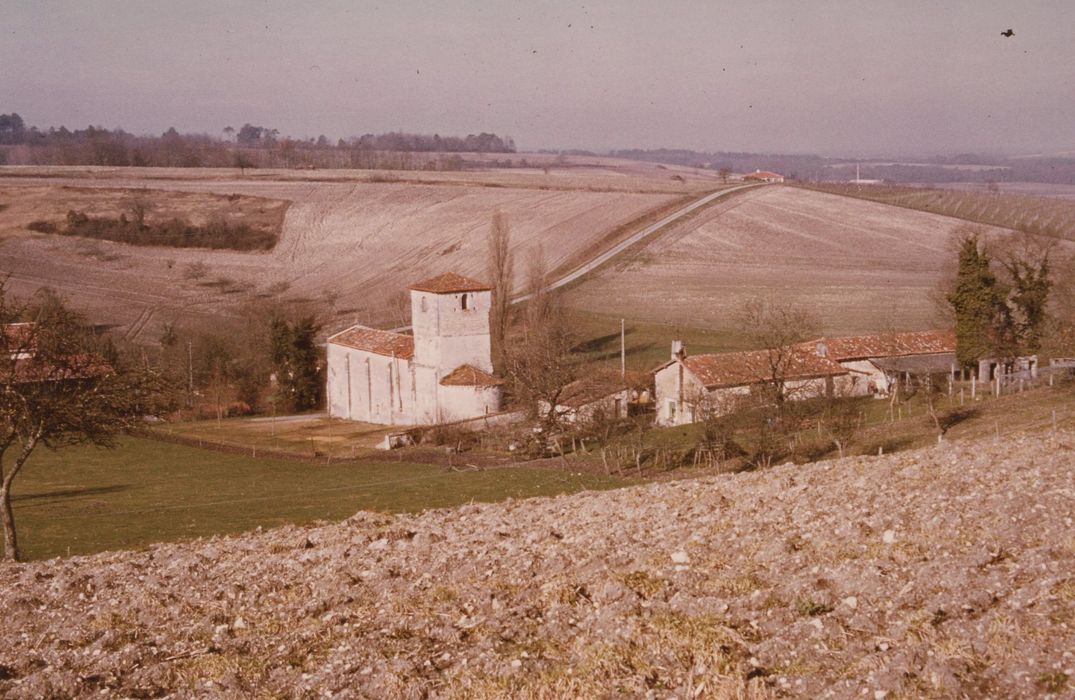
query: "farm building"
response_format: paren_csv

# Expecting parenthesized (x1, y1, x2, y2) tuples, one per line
(654, 341, 848, 427)
(744, 169, 785, 183)
(326, 273, 502, 426)
(539, 369, 651, 424)
(804, 329, 958, 397)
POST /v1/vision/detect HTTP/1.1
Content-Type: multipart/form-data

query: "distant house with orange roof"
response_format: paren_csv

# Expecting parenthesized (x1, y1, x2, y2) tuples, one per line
(743, 169, 784, 183)
(325, 273, 502, 426)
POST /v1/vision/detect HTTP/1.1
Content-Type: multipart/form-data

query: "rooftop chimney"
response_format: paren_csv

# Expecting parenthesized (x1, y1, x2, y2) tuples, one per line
(671, 340, 686, 360)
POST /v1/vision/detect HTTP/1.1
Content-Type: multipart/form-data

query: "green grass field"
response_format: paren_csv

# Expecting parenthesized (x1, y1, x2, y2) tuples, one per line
(11, 437, 627, 561)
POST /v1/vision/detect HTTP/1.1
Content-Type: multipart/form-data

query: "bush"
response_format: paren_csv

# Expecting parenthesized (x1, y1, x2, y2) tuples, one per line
(26, 220, 57, 233)
(55, 209, 277, 251)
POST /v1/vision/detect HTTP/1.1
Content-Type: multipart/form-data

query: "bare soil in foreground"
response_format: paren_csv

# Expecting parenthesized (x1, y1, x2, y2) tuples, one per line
(2, 431, 1073, 698)
(565, 186, 1075, 337)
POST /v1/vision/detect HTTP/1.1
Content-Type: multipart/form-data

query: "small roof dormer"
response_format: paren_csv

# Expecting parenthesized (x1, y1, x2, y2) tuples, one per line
(409, 272, 492, 295)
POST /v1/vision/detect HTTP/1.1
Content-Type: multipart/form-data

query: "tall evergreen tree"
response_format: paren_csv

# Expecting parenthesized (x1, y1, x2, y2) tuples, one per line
(947, 233, 1002, 369)
(269, 316, 322, 411)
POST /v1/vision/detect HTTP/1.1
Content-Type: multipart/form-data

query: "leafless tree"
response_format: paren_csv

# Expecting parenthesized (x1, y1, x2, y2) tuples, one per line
(504, 247, 577, 430)
(734, 297, 820, 404)
(487, 210, 513, 374)
(691, 388, 742, 467)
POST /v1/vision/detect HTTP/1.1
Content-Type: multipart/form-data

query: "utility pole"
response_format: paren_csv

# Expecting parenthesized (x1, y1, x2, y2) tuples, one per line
(187, 339, 194, 407)
(620, 318, 626, 380)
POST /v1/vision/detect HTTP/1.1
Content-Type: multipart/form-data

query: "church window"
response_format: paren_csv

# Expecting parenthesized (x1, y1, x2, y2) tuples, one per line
(461, 293, 469, 310)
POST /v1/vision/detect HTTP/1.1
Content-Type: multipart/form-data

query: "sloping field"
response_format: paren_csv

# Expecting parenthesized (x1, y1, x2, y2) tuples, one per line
(0, 167, 687, 337)
(805, 182, 1075, 241)
(565, 186, 1075, 337)
(2, 431, 1073, 697)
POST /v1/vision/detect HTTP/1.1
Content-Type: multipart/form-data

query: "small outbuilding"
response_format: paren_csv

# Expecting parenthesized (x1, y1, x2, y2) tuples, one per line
(804, 329, 957, 397)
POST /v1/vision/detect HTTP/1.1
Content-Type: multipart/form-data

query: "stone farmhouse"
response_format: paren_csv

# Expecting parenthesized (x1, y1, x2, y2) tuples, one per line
(654, 341, 848, 427)
(654, 330, 961, 427)
(805, 329, 957, 397)
(326, 273, 502, 426)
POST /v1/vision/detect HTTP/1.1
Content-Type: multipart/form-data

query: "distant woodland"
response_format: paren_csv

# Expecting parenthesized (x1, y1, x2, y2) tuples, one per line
(0, 113, 515, 170)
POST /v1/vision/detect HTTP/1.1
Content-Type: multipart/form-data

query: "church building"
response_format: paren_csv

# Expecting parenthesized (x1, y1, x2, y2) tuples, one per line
(325, 272, 503, 425)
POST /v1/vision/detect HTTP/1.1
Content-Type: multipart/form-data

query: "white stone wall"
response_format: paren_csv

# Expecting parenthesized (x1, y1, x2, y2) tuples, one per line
(837, 360, 888, 396)
(411, 289, 492, 374)
(325, 344, 417, 425)
(546, 389, 631, 424)
(655, 362, 708, 427)
(438, 384, 501, 423)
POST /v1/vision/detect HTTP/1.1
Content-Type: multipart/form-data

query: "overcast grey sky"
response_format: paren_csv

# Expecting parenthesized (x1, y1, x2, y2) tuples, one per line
(2, 1, 1072, 156)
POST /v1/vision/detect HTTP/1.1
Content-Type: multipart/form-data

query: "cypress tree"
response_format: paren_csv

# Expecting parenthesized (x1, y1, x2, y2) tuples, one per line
(947, 234, 1001, 369)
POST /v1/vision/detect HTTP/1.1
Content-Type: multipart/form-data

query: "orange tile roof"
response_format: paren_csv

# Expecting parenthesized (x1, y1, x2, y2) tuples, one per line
(680, 347, 847, 389)
(744, 170, 783, 180)
(805, 330, 955, 362)
(409, 272, 492, 294)
(2, 322, 37, 353)
(329, 326, 414, 359)
(556, 368, 649, 407)
(439, 364, 502, 386)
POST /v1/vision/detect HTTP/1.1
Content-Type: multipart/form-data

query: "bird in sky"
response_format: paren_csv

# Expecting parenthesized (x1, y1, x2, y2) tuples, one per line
(1001, 28, 1014, 37)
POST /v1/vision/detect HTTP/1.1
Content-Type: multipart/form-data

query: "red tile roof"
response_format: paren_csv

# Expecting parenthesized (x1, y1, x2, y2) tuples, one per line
(439, 364, 502, 387)
(556, 368, 649, 407)
(804, 330, 956, 362)
(329, 326, 414, 359)
(409, 272, 492, 294)
(2, 322, 37, 354)
(680, 347, 847, 389)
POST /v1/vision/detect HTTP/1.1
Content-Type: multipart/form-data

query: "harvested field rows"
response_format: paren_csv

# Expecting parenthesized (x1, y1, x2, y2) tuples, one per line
(805, 182, 1075, 241)
(0, 168, 685, 336)
(565, 186, 1075, 337)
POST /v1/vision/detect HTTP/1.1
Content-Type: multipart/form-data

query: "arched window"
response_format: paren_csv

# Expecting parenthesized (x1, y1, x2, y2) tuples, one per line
(461, 293, 469, 310)
(420, 296, 427, 312)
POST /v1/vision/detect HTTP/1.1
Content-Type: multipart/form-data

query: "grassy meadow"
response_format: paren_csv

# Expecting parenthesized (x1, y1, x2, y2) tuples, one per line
(10, 437, 627, 561)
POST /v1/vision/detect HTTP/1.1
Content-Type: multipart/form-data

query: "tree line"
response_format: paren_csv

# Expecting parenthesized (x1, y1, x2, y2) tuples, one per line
(0, 113, 514, 170)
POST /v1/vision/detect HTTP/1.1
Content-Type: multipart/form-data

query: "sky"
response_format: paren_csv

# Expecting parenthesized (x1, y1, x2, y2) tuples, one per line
(2, 0, 1073, 156)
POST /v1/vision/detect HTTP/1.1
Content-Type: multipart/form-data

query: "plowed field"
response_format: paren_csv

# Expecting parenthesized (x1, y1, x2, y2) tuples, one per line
(0, 167, 685, 338)
(565, 186, 1075, 337)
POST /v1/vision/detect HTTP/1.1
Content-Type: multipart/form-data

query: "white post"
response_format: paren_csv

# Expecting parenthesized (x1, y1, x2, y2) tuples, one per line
(620, 318, 626, 380)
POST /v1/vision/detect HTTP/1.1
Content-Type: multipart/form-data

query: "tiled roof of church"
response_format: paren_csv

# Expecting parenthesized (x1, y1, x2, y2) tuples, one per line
(439, 364, 502, 387)
(409, 272, 492, 294)
(328, 326, 414, 359)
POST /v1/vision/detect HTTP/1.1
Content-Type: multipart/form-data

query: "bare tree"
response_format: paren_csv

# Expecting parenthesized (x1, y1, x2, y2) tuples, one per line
(504, 247, 577, 430)
(820, 394, 861, 458)
(487, 210, 513, 374)
(692, 388, 742, 467)
(733, 297, 820, 404)
(0, 286, 169, 560)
